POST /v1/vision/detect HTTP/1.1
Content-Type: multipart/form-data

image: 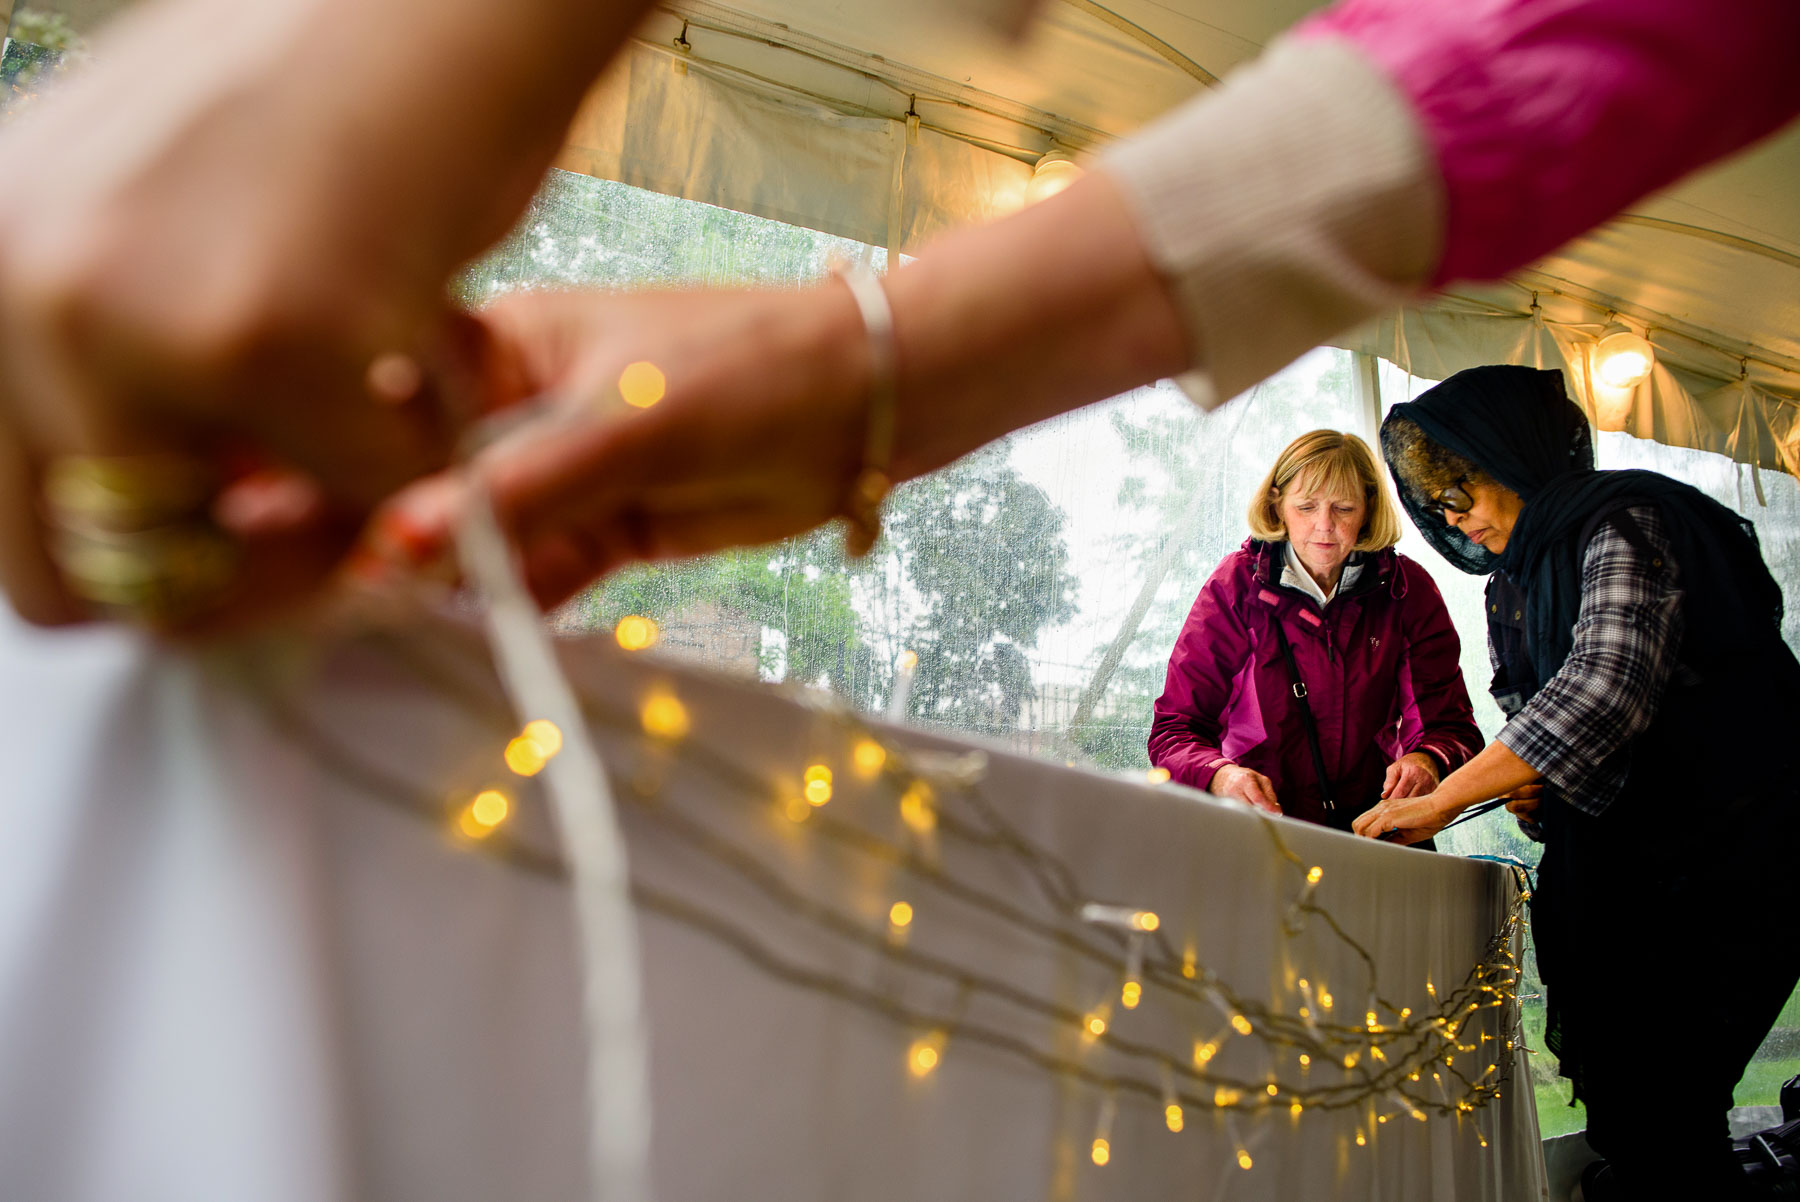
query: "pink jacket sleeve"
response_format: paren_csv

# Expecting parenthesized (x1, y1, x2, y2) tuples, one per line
(1147, 563, 1247, 791)
(1299, 0, 1800, 284)
(1393, 558, 1484, 773)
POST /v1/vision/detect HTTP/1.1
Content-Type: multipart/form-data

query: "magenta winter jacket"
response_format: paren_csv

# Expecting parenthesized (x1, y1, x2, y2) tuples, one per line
(1149, 540, 1481, 830)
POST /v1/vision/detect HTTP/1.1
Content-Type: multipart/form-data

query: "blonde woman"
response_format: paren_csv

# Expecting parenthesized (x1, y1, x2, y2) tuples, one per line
(1149, 429, 1481, 831)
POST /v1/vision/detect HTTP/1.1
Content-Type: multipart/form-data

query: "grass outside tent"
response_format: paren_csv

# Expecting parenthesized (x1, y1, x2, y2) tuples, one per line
(1523, 986, 1800, 1139)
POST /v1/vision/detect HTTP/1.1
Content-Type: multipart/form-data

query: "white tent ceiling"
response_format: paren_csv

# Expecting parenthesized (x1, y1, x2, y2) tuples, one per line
(561, 0, 1800, 467)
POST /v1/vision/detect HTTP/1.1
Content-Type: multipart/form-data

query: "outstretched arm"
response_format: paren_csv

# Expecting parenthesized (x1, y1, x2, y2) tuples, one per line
(387, 0, 1800, 598)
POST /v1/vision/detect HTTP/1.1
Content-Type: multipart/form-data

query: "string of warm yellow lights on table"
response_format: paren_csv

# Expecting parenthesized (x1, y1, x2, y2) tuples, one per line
(260, 612, 1534, 1176)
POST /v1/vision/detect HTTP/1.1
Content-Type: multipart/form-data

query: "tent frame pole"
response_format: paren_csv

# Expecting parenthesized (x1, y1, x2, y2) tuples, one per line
(1353, 351, 1383, 444)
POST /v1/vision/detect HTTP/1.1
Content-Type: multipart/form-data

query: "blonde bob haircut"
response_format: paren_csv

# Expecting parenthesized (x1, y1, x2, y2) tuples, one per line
(1246, 429, 1402, 551)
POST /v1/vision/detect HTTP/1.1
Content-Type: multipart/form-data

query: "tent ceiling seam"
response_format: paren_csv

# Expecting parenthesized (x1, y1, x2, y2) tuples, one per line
(629, 37, 1049, 161)
(1055, 0, 1219, 86)
(657, 1, 1115, 149)
(1610, 214, 1800, 272)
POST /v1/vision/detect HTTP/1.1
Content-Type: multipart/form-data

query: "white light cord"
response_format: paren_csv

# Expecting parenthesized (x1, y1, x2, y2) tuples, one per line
(456, 485, 654, 1202)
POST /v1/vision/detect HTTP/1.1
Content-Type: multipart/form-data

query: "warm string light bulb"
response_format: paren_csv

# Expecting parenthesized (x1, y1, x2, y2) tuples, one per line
(803, 764, 834, 806)
(640, 689, 690, 741)
(1091, 1094, 1116, 1166)
(1145, 767, 1171, 785)
(1230, 1013, 1253, 1036)
(1119, 931, 1146, 1009)
(1160, 1064, 1183, 1132)
(889, 901, 914, 928)
(899, 781, 937, 832)
(457, 789, 511, 838)
(908, 1031, 946, 1078)
(852, 739, 887, 779)
(618, 360, 667, 408)
(615, 614, 659, 651)
(504, 735, 548, 776)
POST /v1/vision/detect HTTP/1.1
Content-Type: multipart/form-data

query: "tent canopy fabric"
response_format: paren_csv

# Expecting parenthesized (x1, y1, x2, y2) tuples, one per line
(556, 0, 1800, 474)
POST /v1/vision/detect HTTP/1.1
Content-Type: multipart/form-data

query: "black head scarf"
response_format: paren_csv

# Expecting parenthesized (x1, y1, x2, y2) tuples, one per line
(1380, 367, 1590, 575)
(1382, 365, 1792, 688)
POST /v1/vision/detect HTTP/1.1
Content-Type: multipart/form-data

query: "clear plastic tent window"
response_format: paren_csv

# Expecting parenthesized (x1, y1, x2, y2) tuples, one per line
(464, 169, 1371, 773)
(467, 170, 1797, 1127)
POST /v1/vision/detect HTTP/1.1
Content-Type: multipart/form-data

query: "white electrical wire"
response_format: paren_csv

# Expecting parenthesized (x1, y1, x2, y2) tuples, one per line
(455, 483, 654, 1202)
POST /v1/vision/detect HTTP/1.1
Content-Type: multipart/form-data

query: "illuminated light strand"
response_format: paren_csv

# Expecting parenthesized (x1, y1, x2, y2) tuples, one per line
(289, 644, 1533, 1144)
(442, 780, 1526, 1137)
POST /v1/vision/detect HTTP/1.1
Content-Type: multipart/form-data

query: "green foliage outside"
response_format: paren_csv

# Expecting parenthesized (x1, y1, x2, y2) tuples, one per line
(885, 449, 1076, 730)
(7, 7, 83, 51)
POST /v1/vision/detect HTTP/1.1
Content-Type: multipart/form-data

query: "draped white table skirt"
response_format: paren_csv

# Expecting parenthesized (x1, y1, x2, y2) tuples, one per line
(0, 609, 1547, 1201)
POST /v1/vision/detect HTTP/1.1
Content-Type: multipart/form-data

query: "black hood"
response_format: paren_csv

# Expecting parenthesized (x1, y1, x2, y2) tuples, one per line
(1380, 365, 1589, 576)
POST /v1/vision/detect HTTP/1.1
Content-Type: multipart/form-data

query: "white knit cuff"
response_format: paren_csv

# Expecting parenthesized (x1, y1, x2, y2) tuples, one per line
(1098, 35, 1442, 408)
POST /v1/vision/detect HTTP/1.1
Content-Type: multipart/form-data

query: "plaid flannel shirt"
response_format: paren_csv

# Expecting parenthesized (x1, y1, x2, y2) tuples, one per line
(1497, 506, 1684, 819)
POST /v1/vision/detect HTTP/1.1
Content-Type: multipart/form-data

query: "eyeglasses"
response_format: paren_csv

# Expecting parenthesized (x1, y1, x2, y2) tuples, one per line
(1431, 478, 1475, 515)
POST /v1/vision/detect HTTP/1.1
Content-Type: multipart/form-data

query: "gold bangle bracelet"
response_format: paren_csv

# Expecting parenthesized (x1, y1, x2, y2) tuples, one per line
(834, 262, 897, 559)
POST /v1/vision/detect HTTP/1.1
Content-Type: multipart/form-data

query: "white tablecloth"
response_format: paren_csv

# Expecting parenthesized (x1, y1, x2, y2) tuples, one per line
(0, 609, 1547, 1201)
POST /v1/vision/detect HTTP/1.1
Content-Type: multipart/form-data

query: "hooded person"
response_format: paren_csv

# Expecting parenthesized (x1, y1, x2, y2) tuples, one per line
(1355, 364, 1800, 1201)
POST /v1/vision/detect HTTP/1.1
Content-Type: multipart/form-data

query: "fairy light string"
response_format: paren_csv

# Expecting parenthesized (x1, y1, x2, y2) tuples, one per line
(263, 629, 1532, 1165)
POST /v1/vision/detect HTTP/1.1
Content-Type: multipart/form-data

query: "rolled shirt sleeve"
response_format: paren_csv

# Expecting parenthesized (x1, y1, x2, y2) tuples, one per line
(1097, 35, 1440, 409)
(1099, 0, 1800, 408)
(1496, 507, 1684, 815)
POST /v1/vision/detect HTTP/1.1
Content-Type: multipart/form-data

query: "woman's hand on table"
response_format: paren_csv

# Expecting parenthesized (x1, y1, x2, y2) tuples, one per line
(1351, 791, 1455, 845)
(1209, 764, 1281, 814)
(1381, 751, 1441, 800)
